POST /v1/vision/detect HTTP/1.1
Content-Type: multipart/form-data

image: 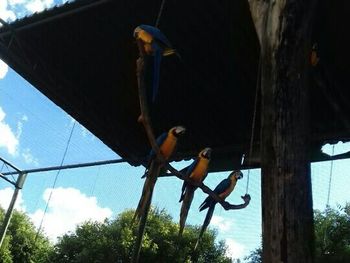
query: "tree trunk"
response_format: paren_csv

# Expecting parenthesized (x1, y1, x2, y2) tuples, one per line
(248, 0, 317, 262)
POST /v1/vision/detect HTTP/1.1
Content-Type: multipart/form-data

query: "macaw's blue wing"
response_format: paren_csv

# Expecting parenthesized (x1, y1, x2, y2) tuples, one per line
(213, 178, 231, 194)
(141, 132, 168, 178)
(179, 159, 199, 202)
(199, 178, 230, 211)
(148, 132, 168, 160)
(195, 177, 234, 251)
(152, 48, 162, 102)
(138, 24, 172, 47)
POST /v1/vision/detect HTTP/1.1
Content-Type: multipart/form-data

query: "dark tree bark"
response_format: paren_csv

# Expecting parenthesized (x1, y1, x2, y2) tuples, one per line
(248, 0, 317, 262)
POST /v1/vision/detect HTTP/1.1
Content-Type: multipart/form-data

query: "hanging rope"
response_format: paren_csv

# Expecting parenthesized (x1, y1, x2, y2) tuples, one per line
(245, 54, 261, 194)
(155, 0, 166, 28)
(326, 144, 335, 207)
(35, 121, 76, 241)
(322, 144, 335, 254)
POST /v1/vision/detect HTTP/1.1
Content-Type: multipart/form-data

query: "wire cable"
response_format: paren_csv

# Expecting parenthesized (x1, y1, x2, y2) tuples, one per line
(155, 0, 166, 28)
(326, 145, 335, 207)
(34, 121, 76, 241)
(245, 55, 261, 194)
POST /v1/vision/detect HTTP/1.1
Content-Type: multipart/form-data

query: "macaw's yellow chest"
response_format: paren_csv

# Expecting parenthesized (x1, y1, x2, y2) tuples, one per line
(219, 179, 237, 200)
(138, 30, 153, 43)
(160, 136, 177, 160)
(190, 158, 209, 182)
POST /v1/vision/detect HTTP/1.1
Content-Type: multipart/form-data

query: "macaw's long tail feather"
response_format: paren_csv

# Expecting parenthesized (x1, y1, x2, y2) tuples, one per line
(163, 48, 176, 56)
(199, 196, 212, 212)
(179, 181, 187, 202)
(152, 49, 162, 102)
(133, 162, 157, 223)
(131, 164, 161, 263)
(131, 194, 152, 263)
(141, 168, 148, 178)
(179, 188, 194, 236)
(164, 48, 182, 61)
(194, 205, 215, 251)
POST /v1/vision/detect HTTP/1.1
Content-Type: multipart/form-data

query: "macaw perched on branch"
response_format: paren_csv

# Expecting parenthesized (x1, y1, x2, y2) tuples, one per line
(133, 126, 186, 222)
(177, 147, 212, 236)
(194, 170, 243, 250)
(134, 25, 176, 102)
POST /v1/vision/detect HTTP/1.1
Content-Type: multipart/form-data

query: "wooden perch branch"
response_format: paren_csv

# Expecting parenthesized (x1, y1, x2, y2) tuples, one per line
(136, 56, 251, 211)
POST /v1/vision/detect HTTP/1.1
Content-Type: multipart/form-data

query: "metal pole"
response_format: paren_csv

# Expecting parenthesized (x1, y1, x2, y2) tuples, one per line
(0, 157, 21, 172)
(2, 158, 128, 176)
(0, 172, 16, 186)
(0, 173, 27, 248)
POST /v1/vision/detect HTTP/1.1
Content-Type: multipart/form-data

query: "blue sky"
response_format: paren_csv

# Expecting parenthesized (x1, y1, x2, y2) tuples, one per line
(1, 1, 350, 261)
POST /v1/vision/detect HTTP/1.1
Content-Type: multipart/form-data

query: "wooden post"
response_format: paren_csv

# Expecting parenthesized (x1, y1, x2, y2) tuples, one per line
(247, 1, 317, 262)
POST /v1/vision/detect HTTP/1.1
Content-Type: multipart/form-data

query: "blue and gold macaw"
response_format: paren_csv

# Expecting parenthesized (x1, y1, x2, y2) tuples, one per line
(194, 170, 243, 250)
(134, 126, 186, 222)
(178, 147, 212, 236)
(134, 25, 176, 102)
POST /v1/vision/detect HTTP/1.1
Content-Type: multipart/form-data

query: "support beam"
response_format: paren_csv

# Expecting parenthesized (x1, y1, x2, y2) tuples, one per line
(1, 158, 127, 176)
(0, 157, 21, 172)
(0, 173, 27, 248)
(248, 0, 317, 262)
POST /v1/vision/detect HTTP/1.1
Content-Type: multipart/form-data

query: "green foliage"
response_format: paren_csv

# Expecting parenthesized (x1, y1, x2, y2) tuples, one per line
(314, 203, 350, 263)
(245, 203, 350, 263)
(50, 207, 232, 263)
(244, 246, 262, 263)
(0, 206, 53, 263)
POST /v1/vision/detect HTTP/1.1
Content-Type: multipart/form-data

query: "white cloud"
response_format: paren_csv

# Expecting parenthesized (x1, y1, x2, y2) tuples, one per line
(25, 0, 54, 13)
(0, 59, 8, 79)
(211, 215, 232, 232)
(209, 216, 246, 259)
(21, 115, 28, 122)
(9, 0, 27, 5)
(0, 187, 25, 211)
(22, 148, 39, 166)
(30, 187, 112, 242)
(225, 238, 246, 260)
(322, 141, 350, 156)
(0, 108, 37, 163)
(0, 107, 19, 155)
(16, 114, 28, 139)
(0, 1, 16, 22)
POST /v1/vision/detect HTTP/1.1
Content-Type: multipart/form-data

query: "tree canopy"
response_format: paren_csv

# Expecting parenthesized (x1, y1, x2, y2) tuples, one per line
(0, 206, 231, 262)
(50, 208, 231, 263)
(0, 206, 52, 263)
(245, 203, 350, 263)
(314, 204, 350, 263)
